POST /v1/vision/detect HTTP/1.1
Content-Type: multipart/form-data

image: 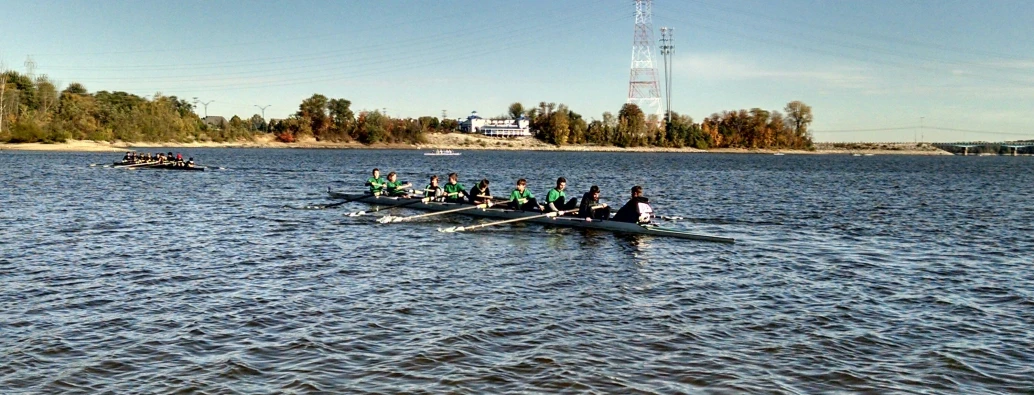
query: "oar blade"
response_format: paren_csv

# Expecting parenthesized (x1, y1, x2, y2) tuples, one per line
(437, 226, 464, 233)
(377, 215, 397, 224)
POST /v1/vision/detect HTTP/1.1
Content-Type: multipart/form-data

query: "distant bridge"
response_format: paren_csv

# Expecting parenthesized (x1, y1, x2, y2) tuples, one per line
(814, 142, 1034, 155)
(931, 142, 1034, 156)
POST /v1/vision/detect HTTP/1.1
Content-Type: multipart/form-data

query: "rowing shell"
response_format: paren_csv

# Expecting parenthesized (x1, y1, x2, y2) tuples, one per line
(329, 191, 735, 243)
(111, 162, 206, 171)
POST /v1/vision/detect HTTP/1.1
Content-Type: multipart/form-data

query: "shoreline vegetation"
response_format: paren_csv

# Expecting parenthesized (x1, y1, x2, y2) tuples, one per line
(0, 69, 947, 155)
(1, 133, 952, 155)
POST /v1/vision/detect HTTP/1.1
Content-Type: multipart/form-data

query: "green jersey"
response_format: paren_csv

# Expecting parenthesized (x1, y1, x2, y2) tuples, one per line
(443, 182, 465, 199)
(545, 188, 566, 204)
(367, 176, 386, 194)
(385, 180, 407, 196)
(509, 188, 533, 204)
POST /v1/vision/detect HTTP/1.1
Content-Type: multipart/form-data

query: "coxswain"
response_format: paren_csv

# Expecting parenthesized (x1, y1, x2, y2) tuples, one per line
(122, 152, 133, 163)
(186, 157, 195, 167)
(613, 185, 654, 224)
(424, 175, 444, 201)
(469, 178, 492, 205)
(544, 177, 578, 213)
(366, 168, 386, 196)
(442, 172, 467, 203)
(578, 185, 610, 221)
(508, 178, 542, 211)
(384, 172, 412, 197)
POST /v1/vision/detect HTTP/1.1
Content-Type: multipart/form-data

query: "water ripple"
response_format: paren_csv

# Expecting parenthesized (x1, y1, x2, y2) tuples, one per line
(1, 150, 1032, 393)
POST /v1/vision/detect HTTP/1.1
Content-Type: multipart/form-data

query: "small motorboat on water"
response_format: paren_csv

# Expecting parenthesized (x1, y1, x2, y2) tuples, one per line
(424, 149, 461, 156)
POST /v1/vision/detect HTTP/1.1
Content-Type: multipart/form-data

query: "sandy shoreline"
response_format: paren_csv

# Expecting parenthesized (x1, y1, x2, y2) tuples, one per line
(1, 134, 953, 155)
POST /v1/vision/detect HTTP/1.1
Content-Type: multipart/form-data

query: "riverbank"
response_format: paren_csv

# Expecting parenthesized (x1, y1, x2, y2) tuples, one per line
(1, 133, 953, 155)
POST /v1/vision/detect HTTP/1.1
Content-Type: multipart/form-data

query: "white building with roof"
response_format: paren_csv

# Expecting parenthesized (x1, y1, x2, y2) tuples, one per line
(458, 111, 532, 137)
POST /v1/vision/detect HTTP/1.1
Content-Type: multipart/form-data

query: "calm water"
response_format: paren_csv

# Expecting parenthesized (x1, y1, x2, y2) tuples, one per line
(1, 149, 1032, 394)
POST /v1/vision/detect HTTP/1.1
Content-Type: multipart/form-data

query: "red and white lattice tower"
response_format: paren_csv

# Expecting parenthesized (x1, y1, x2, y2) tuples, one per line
(627, 0, 661, 119)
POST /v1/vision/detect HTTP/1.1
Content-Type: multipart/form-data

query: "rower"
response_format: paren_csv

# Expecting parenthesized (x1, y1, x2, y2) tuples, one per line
(508, 178, 542, 211)
(442, 172, 467, 203)
(578, 185, 611, 221)
(424, 175, 444, 201)
(613, 185, 654, 224)
(366, 168, 386, 196)
(384, 172, 412, 197)
(544, 177, 578, 213)
(122, 152, 133, 163)
(469, 178, 491, 205)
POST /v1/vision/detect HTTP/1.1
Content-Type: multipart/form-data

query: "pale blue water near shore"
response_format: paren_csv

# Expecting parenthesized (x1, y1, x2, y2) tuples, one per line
(1, 149, 1032, 393)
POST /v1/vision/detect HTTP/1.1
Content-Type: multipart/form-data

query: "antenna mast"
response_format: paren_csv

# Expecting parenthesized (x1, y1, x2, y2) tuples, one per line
(627, 0, 661, 119)
(659, 27, 674, 124)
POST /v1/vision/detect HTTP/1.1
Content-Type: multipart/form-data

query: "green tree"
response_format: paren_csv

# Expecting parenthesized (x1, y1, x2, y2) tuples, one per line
(297, 94, 330, 140)
(439, 118, 459, 132)
(548, 105, 571, 145)
(617, 103, 646, 147)
(249, 114, 265, 132)
(56, 90, 102, 140)
(327, 98, 354, 140)
(64, 82, 88, 95)
(784, 100, 813, 146)
(355, 110, 387, 144)
(35, 75, 58, 121)
(567, 110, 587, 144)
(508, 102, 524, 120)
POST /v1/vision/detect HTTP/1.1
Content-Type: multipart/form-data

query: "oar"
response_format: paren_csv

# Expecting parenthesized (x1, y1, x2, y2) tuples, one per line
(346, 196, 431, 217)
(284, 188, 369, 210)
(378, 201, 496, 223)
(307, 194, 373, 210)
(438, 208, 578, 233)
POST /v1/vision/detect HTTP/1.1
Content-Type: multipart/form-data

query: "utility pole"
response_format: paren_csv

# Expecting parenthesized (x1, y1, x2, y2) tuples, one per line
(659, 27, 674, 125)
(193, 99, 214, 118)
(255, 104, 271, 132)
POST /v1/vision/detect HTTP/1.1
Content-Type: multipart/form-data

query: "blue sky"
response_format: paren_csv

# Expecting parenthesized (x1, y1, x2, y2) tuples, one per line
(2, 0, 1032, 142)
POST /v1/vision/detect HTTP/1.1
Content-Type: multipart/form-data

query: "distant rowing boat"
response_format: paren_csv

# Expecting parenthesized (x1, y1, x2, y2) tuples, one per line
(424, 149, 460, 156)
(328, 191, 734, 243)
(111, 162, 205, 171)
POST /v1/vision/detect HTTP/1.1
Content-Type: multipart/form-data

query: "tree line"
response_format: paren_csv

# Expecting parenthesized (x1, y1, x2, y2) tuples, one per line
(519, 100, 813, 149)
(1, 69, 812, 149)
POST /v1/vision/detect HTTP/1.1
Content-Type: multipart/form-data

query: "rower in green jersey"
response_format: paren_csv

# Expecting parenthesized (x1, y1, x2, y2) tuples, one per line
(384, 172, 412, 197)
(544, 177, 578, 213)
(508, 178, 543, 211)
(365, 168, 386, 195)
(442, 172, 467, 203)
